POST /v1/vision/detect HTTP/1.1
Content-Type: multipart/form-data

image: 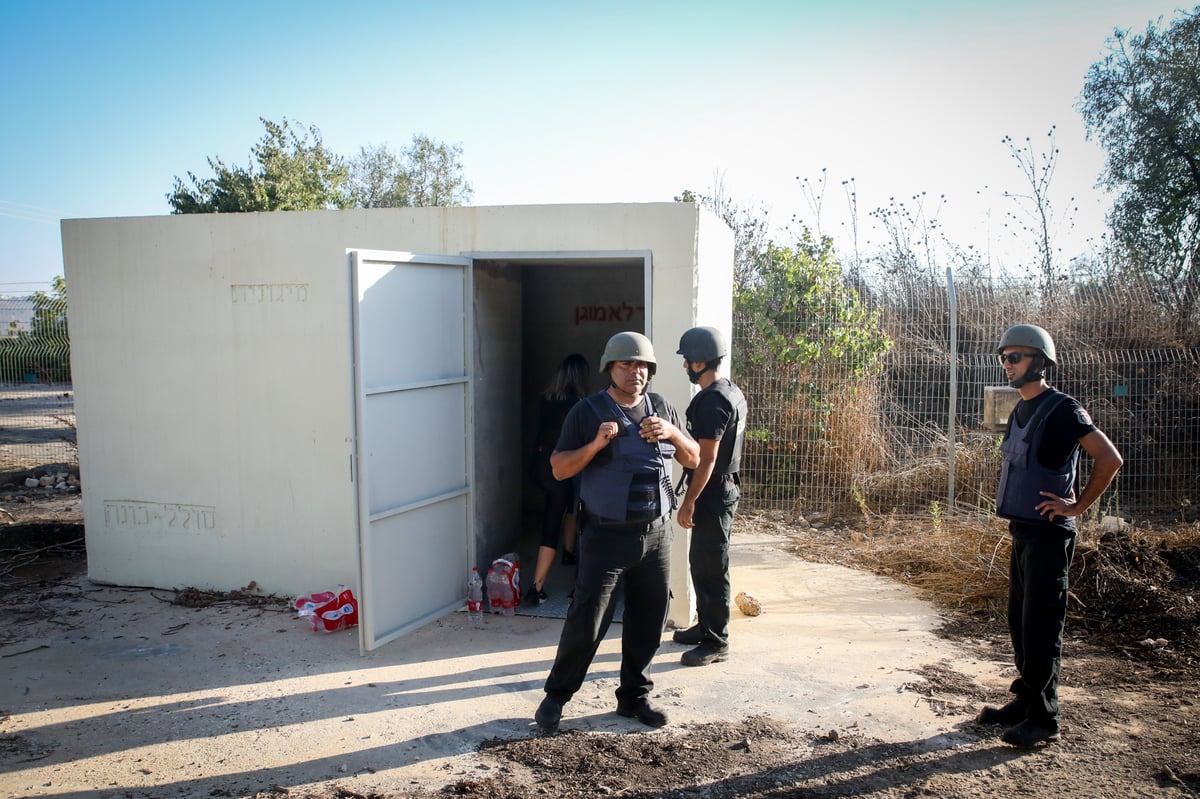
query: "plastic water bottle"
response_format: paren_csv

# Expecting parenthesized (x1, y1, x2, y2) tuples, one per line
(486, 558, 518, 616)
(467, 567, 484, 625)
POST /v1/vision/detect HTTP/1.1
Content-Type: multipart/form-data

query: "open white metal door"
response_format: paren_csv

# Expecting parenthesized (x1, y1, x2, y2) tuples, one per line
(349, 250, 473, 651)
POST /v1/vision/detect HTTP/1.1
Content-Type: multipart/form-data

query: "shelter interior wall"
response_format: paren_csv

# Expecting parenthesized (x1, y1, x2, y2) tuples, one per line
(471, 263, 523, 569)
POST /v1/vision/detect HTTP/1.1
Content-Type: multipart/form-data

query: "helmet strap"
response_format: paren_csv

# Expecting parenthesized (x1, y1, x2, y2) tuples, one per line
(685, 362, 713, 385)
(1008, 354, 1047, 389)
(607, 376, 650, 402)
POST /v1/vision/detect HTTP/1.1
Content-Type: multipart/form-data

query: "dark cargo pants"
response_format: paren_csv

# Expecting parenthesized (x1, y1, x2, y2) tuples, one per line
(1007, 521, 1076, 729)
(688, 486, 739, 647)
(543, 515, 671, 705)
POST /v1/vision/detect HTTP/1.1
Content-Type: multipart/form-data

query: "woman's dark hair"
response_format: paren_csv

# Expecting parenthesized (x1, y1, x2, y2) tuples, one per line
(544, 353, 589, 400)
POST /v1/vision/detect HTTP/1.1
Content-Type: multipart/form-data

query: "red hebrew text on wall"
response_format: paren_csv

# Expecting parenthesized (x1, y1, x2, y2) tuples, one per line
(575, 303, 645, 325)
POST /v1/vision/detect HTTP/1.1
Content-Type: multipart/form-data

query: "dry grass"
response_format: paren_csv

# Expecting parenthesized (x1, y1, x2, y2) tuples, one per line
(759, 507, 1013, 616)
(741, 365, 890, 513)
(749, 505, 1200, 652)
(854, 432, 1003, 515)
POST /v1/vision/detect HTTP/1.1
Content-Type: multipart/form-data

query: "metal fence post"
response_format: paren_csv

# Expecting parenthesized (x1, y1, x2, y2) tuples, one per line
(946, 267, 957, 510)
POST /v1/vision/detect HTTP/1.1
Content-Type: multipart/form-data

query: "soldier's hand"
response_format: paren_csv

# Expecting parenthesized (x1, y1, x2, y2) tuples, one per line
(1036, 491, 1077, 521)
(677, 499, 695, 528)
(595, 421, 619, 445)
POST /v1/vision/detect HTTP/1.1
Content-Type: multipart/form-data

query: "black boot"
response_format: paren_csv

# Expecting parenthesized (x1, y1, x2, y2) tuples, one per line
(535, 696, 563, 732)
(1001, 719, 1060, 747)
(977, 698, 1026, 725)
(616, 698, 668, 728)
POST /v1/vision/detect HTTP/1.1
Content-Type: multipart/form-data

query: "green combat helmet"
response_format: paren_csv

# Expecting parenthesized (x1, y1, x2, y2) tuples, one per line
(998, 324, 1057, 365)
(677, 326, 728, 383)
(676, 326, 729, 363)
(599, 331, 657, 375)
(998, 324, 1056, 388)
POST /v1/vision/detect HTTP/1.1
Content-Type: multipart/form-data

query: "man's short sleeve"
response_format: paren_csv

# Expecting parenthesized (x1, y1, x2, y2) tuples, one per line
(554, 397, 599, 453)
(689, 390, 734, 441)
(1037, 395, 1098, 469)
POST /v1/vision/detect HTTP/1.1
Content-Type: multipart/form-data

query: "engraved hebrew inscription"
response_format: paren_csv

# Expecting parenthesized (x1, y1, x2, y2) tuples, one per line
(103, 500, 217, 534)
(231, 283, 309, 304)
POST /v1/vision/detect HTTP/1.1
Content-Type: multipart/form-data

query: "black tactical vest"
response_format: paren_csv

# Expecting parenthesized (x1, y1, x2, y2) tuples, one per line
(687, 378, 747, 476)
(578, 391, 675, 522)
(996, 390, 1077, 523)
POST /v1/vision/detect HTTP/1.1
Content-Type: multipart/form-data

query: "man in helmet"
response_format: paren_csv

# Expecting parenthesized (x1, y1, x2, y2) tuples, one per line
(534, 331, 699, 733)
(979, 324, 1123, 748)
(670, 326, 748, 667)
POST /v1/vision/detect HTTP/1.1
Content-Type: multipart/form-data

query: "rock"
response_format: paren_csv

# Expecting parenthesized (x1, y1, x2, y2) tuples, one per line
(735, 591, 762, 617)
(24, 478, 39, 487)
(1100, 515, 1132, 534)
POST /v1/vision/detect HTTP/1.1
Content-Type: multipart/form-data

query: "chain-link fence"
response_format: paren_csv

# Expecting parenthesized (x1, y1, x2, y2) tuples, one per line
(733, 270, 1200, 520)
(0, 286, 75, 473)
(5, 268, 1198, 517)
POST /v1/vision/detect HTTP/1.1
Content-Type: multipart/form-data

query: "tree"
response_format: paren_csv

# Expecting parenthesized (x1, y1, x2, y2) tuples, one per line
(171, 120, 473, 213)
(345, 135, 473, 208)
(735, 235, 892, 380)
(168, 118, 350, 213)
(733, 233, 893, 508)
(1001, 127, 1076, 294)
(674, 185, 890, 379)
(677, 188, 893, 505)
(346, 144, 410, 208)
(1079, 7, 1200, 333)
(30, 275, 68, 340)
(403, 134, 473, 207)
(0, 276, 70, 382)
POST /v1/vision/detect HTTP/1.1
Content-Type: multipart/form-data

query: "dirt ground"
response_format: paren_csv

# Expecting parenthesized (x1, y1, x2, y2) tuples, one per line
(1, 477, 1198, 799)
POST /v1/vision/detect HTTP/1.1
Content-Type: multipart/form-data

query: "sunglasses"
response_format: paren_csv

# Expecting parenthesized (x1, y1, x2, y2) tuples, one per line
(999, 352, 1034, 365)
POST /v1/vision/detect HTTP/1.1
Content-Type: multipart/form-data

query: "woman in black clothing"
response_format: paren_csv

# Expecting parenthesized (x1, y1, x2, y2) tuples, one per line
(526, 353, 589, 605)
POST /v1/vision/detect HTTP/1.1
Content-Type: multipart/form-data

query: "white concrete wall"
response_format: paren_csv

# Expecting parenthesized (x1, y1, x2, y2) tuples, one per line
(63, 212, 357, 595)
(471, 262, 524, 568)
(661, 209, 737, 626)
(62, 202, 727, 605)
(696, 210, 737, 365)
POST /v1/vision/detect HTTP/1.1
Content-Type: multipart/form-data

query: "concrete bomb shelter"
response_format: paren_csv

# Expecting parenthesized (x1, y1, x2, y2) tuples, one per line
(61, 203, 734, 650)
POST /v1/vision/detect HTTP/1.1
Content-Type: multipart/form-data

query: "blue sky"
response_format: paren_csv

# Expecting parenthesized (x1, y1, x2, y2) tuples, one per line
(0, 0, 1183, 290)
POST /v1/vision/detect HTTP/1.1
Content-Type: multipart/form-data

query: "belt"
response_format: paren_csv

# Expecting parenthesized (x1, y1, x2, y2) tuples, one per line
(587, 514, 668, 532)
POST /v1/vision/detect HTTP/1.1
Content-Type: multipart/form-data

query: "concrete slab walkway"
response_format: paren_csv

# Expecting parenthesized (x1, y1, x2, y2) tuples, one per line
(0, 530, 995, 798)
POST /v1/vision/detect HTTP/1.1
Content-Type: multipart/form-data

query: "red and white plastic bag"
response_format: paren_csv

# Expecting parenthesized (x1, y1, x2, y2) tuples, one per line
(486, 553, 520, 615)
(293, 585, 359, 632)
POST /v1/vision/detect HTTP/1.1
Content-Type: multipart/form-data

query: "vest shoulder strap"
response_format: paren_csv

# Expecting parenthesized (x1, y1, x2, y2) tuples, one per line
(586, 391, 666, 423)
(585, 391, 628, 428)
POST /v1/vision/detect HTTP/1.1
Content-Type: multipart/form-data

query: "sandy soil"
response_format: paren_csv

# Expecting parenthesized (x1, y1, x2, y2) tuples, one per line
(1, 486, 1197, 799)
